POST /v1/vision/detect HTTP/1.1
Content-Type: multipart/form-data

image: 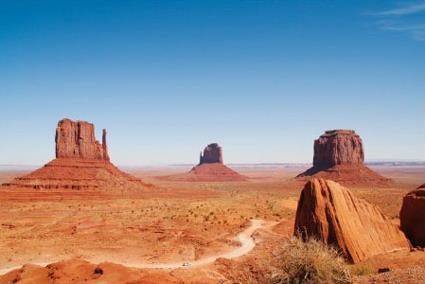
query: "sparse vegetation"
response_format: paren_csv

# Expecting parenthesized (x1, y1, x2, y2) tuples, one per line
(274, 237, 352, 284)
(350, 263, 374, 276)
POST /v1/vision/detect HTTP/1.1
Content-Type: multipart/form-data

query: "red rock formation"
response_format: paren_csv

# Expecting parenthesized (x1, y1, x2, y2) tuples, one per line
(157, 143, 246, 182)
(400, 184, 425, 247)
(186, 163, 247, 181)
(294, 179, 410, 263)
(199, 143, 223, 164)
(297, 130, 391, 186)
(313, 130, 363, 169)
(55, 119, 109, 161)
(0, 259, 180, 283)
(2, 118, 149, 190)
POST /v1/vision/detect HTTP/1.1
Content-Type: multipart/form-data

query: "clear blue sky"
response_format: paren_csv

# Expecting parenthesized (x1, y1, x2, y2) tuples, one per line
(1, 0, 424, 165)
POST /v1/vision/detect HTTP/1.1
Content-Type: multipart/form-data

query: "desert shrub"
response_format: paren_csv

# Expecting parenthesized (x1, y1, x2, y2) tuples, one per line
(350, 263, 374, 276)
(273, 237, 352, 284)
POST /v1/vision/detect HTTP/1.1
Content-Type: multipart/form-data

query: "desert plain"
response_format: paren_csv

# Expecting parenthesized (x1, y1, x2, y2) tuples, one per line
(0, 163, 424, 283)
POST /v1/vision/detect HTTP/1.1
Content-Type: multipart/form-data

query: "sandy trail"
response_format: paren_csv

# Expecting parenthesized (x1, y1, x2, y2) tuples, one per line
(0, 219, 266, 274)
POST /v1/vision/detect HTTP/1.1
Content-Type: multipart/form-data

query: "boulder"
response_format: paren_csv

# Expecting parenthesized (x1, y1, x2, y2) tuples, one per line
(199, 143, 223, 164)
(400, 184, 425, 247)
(294, 179, 410, 263)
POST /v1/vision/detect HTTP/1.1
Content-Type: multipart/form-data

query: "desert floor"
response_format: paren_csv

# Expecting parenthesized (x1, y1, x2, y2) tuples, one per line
(0, 164, 424, 283)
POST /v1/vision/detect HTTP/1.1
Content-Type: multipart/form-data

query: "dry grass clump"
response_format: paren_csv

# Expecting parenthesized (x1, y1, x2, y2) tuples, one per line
(350, 263, 374, 276)
(273, 237, 352, 284)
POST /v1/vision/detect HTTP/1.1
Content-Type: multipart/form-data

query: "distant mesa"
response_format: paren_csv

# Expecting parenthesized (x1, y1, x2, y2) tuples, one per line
(199, 143, 223, 164)
(294, 178, 410, 263)
(158, 143, 247, 182)
(296, 129, 391, 186)
(400, 183, 425, 247)
(2, 118, 150, 190)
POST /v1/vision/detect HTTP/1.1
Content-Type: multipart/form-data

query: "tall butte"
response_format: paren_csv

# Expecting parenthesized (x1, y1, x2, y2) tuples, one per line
(159, 143, 247, 182)
(3, 118, 150, 190)
(187, 143, 247, 181)
(55, 119, 110, 161)
(296, 129, 391, 186)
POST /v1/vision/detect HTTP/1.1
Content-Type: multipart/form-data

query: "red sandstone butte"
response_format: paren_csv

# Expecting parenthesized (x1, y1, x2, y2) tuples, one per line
(294, 179, 410, 263)
(158, 143, 247, 182)
(2, 118, 150, 190)
(400, 183, 425, 247)
(313, 129, 363, 169)
(199, 143, 223, 164)
(55, 119, 110, 161)
(296, 129, 391, 186)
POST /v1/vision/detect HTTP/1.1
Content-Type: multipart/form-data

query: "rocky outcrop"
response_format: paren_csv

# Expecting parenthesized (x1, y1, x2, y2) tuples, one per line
(313, 130, 363, 169)
(55, 119, 109, 161)
(0, 259, 180, 283)
(297, 130, 391, 186)
(157, 143, 246, 182)
(294, 179, 410, 263)
(2, 118, 149, 190)
(199, 143, 223, 164)
(400, 184, 425, 247)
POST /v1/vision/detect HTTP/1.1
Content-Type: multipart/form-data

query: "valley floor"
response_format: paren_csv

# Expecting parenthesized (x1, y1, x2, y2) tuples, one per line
(0, 165, 424, 283)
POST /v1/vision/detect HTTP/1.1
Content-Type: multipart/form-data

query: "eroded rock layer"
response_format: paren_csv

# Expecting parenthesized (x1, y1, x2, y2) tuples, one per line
(3, 159, 148, 190)
(157, 163, 247, 182)
(297, 130, 390, 186)
(400, 184, 425, 247)
(2, 119, 149, 190)
(294, 179, 410, 263)
(313, 129, 363, 169)
(187, 163, 247, 182)
(56, 119, 109, 161)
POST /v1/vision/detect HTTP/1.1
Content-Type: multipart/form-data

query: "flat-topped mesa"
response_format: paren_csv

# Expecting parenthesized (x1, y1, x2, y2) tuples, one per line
(313, 129, 364, 170)
(55, 119, 109, 161)
(199, 143, 223, 164)
(297, 129, 391, 186)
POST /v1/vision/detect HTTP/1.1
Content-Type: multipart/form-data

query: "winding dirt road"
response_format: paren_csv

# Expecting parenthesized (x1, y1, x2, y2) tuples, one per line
(0, 219, 266, 275)
(122, 219, 264, 269)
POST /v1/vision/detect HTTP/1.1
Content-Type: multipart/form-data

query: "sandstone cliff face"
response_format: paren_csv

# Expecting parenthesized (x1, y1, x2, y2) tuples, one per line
(297, 130, 390, 186)
(199, 143, 223, 164)
(313, 130, 364, 169)
(55, 119, 109, 161)
(400, 184, 425, 247)
(294, 179, 410, 263)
